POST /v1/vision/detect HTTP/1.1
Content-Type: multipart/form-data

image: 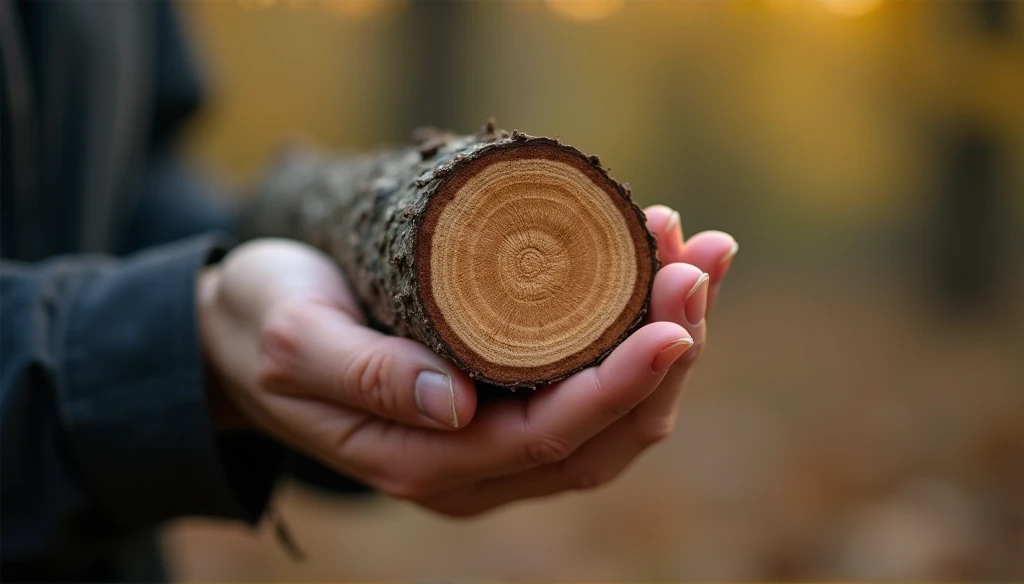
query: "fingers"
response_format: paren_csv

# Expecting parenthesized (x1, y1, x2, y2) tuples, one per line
(644, 204, 684, 262)
(632, 262, 708, 442)
(258, 299, 477, 430)
(419, 270, 712, 516)
(627, 209, 732, 445)
(412, 210, 733, 514)
(518, 320, 693, 449)
(421, 405, 667, 517)
(644, 204, 738, 316)
(649, 262, 707, 333)
(458, 320, 691, 478)
(674, 229, 737, 273)
(332, 321, 694, 497)
(421, 271, 712, 516)
(419, 235, 721, 517)
(674, 230, 737, 316)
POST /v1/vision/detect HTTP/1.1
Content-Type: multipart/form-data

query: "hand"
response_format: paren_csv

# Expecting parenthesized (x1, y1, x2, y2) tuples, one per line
(198, 205, 737, 516)
(413, 205, 737, 515)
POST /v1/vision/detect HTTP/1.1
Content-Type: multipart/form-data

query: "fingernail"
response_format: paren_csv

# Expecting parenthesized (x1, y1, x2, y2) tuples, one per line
(651, 338, 694, 373)
(415, 370, 458, 428)
(666, 211, 681, 234)
(720, 240, 739, 267)
(666, 211, 683, 246)
(684, 272, 710, 327)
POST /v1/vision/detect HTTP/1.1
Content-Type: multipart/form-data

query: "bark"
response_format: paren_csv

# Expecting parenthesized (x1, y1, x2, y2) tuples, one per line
(241, 122, 658, 389)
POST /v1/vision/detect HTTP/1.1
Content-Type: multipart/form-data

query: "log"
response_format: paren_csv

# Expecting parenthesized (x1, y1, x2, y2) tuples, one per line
(241, 122, 658, 389)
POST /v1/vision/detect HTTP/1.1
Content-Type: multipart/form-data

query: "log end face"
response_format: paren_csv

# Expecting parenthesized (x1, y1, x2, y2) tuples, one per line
(417, 139, 656, 388)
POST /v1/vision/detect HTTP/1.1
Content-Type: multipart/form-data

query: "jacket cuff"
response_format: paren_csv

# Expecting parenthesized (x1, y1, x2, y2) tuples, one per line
(58, 235, 285, 530)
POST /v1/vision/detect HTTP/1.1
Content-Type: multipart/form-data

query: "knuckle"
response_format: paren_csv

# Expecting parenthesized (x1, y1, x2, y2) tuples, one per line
(522, 433, 575, 466)
(637, 414, 676, 445)
(342, 344, 398, 416)
(592, 373, 634, 420)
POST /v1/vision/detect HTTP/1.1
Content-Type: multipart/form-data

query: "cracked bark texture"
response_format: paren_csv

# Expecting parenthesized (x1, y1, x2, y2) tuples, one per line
(241, 123, 658, 389)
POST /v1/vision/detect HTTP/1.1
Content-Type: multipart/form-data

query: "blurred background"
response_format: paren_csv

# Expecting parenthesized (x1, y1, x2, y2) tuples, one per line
(165, 0, 1024, 580)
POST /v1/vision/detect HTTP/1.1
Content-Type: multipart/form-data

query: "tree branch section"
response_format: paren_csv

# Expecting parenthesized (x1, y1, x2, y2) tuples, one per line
(242, 124, 658, 389)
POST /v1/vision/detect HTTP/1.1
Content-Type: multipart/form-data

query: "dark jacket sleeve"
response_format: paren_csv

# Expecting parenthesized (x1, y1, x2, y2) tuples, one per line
(115, 0, 373, 498)
(118, 154, 239, 255)
(0, 235, 284, 562)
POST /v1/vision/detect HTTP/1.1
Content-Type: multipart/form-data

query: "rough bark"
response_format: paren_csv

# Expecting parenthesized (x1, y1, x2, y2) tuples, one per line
(241, 122, 658, 389)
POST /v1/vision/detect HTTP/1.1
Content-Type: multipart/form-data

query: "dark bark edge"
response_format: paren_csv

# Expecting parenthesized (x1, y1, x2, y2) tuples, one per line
(412, 134, 659, 389)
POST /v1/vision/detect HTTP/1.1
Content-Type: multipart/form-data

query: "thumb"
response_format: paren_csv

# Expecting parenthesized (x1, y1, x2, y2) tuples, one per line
(261, 301, 477, 430)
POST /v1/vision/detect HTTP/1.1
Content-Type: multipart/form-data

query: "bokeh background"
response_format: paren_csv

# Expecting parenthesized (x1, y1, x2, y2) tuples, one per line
(165, 0, 1024, 580)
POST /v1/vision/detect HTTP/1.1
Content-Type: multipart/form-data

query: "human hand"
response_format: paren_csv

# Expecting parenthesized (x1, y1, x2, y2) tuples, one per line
(198, 205, 737, 515)
(412, 205, 737, 515)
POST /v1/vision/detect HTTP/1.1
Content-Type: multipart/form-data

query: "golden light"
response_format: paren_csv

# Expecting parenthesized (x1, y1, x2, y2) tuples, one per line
(320, 0, 406, 18)
(763, 0, 806, 13)
(545, 0, 625, 23)
(817, 0, 884, 17)
(237, 0, 277, 9)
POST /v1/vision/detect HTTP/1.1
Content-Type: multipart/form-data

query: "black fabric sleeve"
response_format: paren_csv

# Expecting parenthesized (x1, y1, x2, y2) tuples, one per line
(0, 235, 286, 563)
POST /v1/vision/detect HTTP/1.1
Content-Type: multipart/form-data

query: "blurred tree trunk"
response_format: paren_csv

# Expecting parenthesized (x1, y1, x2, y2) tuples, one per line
(395, 0, 469, 134)
(929, 0, 1014, 313)
(932, 126, 1002, 311)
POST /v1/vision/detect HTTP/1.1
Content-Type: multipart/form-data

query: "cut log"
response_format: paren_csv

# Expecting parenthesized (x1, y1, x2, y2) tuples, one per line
(241, 122, 658, 389)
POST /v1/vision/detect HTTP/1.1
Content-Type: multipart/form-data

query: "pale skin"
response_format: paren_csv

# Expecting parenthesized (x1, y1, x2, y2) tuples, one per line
(199, 205, 737, 517)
